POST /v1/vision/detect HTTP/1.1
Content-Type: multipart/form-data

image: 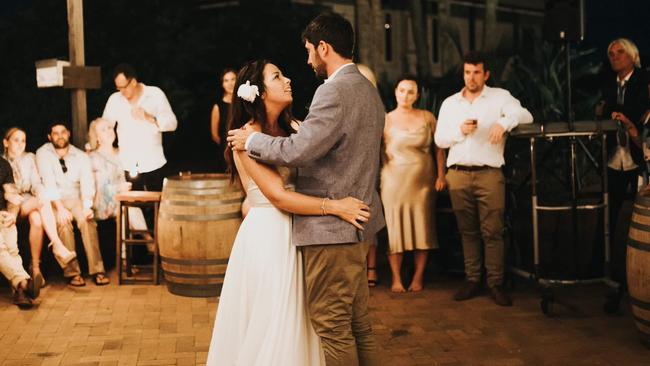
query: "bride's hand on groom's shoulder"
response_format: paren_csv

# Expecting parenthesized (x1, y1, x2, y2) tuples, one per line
(329, 197, 370, 230)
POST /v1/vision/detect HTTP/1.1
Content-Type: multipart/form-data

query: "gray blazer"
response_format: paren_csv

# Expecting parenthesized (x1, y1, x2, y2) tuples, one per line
(247, 65, 386, 246)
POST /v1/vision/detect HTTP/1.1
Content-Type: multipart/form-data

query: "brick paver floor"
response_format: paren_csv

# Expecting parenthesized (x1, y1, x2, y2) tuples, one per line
(0, 273, 648, 366)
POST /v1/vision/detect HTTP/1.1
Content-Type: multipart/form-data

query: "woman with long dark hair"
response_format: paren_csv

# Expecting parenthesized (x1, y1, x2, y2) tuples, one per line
(209, 68, 237, 172)
(206, 60, 370, 365)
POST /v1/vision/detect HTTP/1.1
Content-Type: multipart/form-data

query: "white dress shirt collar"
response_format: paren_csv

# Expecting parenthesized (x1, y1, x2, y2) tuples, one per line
(324, 63, 355, 84)
(457, 85, 492, 102)
(617, 69, 634, 85)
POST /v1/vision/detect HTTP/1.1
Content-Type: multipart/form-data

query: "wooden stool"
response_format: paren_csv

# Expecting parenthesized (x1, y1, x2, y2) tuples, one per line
(116, 191, 161, 285)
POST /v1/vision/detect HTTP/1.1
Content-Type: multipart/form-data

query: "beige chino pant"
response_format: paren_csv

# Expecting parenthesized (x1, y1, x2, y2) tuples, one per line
(0, 225, 30, 288)
(446, 168, 506, 288)
(301, 240, 381, 366)
(56, 197, 105, 277)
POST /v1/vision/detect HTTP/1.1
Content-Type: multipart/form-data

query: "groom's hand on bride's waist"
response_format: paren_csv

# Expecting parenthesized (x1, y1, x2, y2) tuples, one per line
(227, 126, 255, 151)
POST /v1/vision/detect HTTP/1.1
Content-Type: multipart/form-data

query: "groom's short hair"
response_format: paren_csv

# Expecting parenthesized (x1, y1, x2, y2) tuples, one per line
(301, 12, 354, 59)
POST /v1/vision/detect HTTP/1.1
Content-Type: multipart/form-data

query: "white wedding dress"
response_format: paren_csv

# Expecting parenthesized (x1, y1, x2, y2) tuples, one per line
(206, 167, 324, 366)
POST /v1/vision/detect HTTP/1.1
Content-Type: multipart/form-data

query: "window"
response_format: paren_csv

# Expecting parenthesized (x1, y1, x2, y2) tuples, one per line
(384, 13, 392, 62)
(432, 17, 439, 63)
(468, 6, 476, 51)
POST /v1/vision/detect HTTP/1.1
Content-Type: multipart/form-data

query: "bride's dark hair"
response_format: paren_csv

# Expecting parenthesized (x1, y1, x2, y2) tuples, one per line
(224, 59, 296, 180)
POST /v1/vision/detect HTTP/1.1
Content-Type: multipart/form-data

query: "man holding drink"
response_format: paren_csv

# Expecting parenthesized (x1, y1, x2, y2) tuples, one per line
(434, 51, 533, 306)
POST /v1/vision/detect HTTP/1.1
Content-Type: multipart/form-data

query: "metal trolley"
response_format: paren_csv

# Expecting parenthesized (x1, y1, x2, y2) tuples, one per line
(509, 121, 620, 315)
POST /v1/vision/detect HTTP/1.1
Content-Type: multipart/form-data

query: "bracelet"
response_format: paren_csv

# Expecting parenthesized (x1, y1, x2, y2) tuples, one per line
(320, 197, 330, 216)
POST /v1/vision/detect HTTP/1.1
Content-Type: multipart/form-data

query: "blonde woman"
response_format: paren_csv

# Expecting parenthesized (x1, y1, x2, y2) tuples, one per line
(87, 118, 148, 238)
(2, 127, 76, 295)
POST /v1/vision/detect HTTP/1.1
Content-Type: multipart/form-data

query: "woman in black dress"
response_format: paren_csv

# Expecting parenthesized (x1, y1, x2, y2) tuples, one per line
(210, 68, 237, 172)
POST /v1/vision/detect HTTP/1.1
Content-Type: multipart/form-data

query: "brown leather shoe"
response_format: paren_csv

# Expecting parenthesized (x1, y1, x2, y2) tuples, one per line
(13, 287, 34, 309)
(453, 280, 481, 301)
(489, 285, 513, 307)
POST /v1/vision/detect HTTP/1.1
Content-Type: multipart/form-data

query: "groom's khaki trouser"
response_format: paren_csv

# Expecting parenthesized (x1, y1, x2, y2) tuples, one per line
(302, 240, 380, 366)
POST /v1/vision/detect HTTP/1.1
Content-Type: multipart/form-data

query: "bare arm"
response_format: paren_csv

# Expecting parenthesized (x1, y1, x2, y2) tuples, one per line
(427, 111, 447, 191)
(234, 151, 369, 229)
(435, 148, 446, 180)
(210, 104, 221, 144)
(381, 114, 391, 164)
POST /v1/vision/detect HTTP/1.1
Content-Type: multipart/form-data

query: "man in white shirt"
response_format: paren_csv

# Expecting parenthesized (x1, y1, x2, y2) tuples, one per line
(36, 123, 108, 287)
(435, 52, 533, 306)
(102, 63, 177, 191)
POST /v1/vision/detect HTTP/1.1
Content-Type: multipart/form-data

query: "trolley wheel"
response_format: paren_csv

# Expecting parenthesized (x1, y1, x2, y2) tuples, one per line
(603, 297, 620, 314)
(540, 289, 554, 316)
(504, 274, 515, 291)
(540, 298, 553, 315)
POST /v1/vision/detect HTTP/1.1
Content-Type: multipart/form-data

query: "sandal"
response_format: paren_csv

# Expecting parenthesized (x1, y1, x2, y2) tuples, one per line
(367, 267, 378, 287)
(27, 264, 46, 299)
(94, 273, 110, 286)
(68, 275, 86, 287)
(49, 242, 77, 268)
(27, 268, 44, 299)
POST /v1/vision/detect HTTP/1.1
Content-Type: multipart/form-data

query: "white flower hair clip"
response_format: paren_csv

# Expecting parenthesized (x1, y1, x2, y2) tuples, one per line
(237, 81, 260, 103)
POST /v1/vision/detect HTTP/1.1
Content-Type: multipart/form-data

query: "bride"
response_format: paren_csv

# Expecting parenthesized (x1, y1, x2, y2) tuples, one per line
(206, 60, 371, 366)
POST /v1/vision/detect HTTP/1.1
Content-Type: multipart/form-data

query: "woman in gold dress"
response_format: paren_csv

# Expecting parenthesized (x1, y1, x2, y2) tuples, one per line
(381, 76, 446, 292)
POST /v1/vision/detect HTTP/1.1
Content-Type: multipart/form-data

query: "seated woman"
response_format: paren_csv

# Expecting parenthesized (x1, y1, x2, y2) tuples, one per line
(2, 127, 76, 294)
(87, 118, 149, 256)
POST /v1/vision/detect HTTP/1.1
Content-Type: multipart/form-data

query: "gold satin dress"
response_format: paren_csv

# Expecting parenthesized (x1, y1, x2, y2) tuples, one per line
(380, 120, 438, 254)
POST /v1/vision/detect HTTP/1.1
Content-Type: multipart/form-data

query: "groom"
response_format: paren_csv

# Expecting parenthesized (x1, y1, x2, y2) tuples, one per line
(228, 12, 385, 366)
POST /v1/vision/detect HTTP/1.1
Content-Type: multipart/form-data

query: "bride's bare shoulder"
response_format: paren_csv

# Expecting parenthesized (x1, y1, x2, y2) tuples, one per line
(243, 120, 262, 133)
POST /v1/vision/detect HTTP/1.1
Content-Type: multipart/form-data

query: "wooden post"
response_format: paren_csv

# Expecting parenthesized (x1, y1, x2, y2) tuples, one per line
(67, 0, 87, 147)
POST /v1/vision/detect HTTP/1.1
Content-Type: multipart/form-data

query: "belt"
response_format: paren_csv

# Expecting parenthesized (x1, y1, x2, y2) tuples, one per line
(449, 165, 494, 171)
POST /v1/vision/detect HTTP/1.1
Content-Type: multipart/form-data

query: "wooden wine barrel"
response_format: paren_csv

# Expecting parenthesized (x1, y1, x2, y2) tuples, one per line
(627, 193, 650, 349)
(158, 174, 243, 297)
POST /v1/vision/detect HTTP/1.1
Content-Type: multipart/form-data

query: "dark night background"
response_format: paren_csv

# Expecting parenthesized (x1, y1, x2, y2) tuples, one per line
(0, 0, 649, 172)
(0, 0, 325, 172)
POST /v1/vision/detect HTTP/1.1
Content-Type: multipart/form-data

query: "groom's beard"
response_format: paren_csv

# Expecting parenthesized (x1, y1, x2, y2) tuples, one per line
(314, 64, 327, 80)
(311, 55, 328, 80)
